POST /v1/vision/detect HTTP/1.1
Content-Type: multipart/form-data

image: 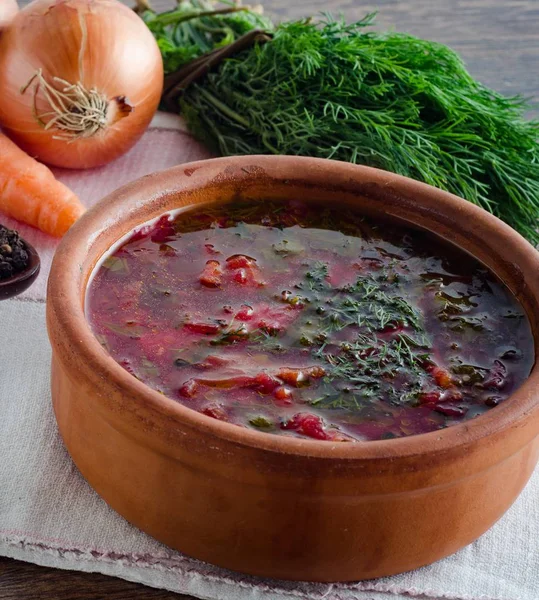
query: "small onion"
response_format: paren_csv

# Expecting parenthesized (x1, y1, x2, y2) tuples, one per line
(0, 0, 18, 29)
(0, 0, 163, 169)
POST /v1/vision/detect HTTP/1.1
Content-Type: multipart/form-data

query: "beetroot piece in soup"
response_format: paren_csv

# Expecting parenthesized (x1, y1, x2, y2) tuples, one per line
(86, 200, 534, 442)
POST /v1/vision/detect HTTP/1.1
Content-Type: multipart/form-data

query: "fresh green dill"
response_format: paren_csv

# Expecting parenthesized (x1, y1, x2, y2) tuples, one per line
(310, 392, 367, 411)
(138, 0, 273, 74)
(248, 415, 274, 429)
(308, 330, 430, 411)
(320, 275, 423, 334)
(209, 322, 248, 345)
(305, 261, 329, 291)
(248, 328, 286, 354)
(102, 256, 129, 274)
(143, 9, 539, 242)
(292, 262, 434, 411)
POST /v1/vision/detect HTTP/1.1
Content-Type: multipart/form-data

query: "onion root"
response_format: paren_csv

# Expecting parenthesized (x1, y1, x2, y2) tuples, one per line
(20, 69, 133, 141)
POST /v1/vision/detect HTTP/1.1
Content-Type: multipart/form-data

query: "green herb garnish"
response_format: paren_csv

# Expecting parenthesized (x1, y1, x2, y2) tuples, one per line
(103, 322, 145, 338)
(248, 416, 274, 429)
(102, 256, 129, 274)
(138, 0, 273, 74)
(144, 5, 539, 243)
(209, 323, 249, 345)
(295, 263, 433, 410)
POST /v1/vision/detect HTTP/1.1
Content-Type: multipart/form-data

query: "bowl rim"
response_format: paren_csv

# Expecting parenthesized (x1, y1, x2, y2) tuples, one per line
(47, 155, 539, 462)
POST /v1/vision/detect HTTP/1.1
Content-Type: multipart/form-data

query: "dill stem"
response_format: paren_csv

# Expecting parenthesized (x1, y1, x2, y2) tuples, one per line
(196, 85, 251, 127)
(151, 6, 252, 27)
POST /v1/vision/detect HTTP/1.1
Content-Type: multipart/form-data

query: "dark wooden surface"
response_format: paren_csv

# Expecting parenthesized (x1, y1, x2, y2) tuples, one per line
(2, 0, 538, 598)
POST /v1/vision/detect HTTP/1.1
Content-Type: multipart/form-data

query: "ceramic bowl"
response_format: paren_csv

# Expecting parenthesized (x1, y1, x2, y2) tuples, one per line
(47, 156, 539, 582)
(0, 236, 40, 300)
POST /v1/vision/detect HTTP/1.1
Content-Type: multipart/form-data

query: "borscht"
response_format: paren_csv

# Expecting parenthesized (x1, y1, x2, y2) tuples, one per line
(86, 200, 534, 442)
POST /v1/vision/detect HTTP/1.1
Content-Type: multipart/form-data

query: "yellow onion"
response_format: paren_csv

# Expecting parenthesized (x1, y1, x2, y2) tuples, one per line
(0, 0, 18, 29)
(0, 0, 163, 169)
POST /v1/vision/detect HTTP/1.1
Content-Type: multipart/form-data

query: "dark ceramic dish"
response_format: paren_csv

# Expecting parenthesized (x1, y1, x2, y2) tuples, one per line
(0, 236, 40, 300)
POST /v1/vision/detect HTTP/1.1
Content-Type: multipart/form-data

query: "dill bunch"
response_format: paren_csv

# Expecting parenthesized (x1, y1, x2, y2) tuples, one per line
(176, 15, 539, 243)
(138, 0, 273, 74)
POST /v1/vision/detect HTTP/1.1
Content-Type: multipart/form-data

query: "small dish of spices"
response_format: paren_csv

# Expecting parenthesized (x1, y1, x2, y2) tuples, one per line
(0, 225, 40, 300)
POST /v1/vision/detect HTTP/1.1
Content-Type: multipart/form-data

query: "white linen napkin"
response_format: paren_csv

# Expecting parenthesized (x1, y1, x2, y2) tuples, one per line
(0, 118, 537, 600)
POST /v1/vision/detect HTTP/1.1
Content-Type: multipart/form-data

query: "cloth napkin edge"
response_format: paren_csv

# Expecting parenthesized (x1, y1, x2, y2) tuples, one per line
(0, 539, 215, 600)
(1, 533, 509, 600)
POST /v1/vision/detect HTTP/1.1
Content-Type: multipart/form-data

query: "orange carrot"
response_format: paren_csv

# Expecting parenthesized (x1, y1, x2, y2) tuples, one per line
(0, 132, 85, 236)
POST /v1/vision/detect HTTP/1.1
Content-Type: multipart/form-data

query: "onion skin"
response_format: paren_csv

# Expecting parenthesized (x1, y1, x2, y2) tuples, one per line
(0, 0, 163, 169)
(0, 0, 18, 29)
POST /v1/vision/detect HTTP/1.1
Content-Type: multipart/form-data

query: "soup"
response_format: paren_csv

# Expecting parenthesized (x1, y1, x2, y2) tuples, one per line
(86, 200, 534, 442)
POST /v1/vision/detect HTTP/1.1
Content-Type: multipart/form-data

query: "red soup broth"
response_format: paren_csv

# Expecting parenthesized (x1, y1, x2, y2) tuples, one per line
(85, 200, 534, 442)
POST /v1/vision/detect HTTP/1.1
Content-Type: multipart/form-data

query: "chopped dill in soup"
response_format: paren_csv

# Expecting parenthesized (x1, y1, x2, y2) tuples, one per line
(86, 200, 534, 442)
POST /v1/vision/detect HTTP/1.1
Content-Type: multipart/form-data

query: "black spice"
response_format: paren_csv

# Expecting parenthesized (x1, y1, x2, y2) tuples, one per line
(0, 225, 29, 279)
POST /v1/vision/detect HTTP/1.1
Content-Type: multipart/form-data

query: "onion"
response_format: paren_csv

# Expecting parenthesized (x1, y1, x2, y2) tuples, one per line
(0, 0, 163, 169)
(0, 0, 18, 29)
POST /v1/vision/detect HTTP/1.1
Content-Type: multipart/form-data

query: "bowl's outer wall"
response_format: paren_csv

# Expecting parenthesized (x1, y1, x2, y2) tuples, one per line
(47, 157, 539, 581)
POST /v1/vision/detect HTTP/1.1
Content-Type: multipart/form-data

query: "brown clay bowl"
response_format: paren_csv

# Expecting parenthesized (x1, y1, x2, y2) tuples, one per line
(46, 156, 539, 582)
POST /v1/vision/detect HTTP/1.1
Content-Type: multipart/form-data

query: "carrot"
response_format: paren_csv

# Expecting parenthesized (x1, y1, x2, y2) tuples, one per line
(0, 132, 85, 236)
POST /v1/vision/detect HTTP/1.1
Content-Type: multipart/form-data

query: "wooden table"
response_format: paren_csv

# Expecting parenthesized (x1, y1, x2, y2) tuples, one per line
(2, 1, 538, 598)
